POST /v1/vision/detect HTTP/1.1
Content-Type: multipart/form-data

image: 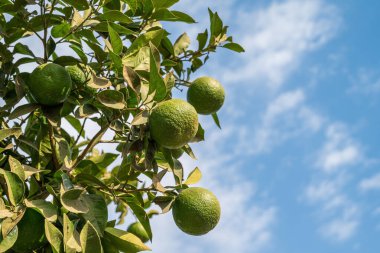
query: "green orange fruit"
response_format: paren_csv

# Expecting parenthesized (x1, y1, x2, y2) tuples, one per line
(149, 99, 198, 149)
(187, 76, 225, 115)
(28, 63, 72, 106)
(11, 208, 47, 252)
(127, 222, 150, 243)
(172, 187, 221, 236)
(66, 65, 87, 87)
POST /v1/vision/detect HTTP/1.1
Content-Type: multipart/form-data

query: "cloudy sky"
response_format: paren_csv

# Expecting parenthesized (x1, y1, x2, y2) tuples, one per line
(3, 0, 380, 252)
(137, 0, 380, 252)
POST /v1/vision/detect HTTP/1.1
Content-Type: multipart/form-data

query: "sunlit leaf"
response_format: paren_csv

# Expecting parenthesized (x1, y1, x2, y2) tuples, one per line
(184, 167, 202, 185)
(80, 221, 103, 253)
(60, 189, 89, 213)
(45, 220, 64, 253)
(97, 90, 125, 109)
(104, 227, 151, 252)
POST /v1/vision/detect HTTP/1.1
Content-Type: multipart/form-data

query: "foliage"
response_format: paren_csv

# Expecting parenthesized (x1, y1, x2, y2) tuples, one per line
(0, 0, 244, 251)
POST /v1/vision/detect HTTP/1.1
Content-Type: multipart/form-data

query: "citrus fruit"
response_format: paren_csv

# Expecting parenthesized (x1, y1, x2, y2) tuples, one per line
(149, 99, 198, 149)
(11, 208, 47, 252)
(28, 63, 72, 106)
(66, 65, 87, 87)
(187, 76, 225, 115)
(127, 222, 150, 243)
(172, 187, 221, 236)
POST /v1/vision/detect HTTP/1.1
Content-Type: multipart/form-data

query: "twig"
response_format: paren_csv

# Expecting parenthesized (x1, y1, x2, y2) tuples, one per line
(69, 124, 109, 171)
(72, 118, 87, 148)
(48, 123, 60, 170)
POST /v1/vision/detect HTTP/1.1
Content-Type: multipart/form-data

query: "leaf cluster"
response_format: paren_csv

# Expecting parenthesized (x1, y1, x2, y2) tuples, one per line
(0, 0, 243, 251)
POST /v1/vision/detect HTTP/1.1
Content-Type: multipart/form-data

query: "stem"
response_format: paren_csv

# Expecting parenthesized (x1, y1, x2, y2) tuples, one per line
(70, 124, 109, 171)
(41, 0, 48, 62)
(48, 123, 59, 170)
(72, 118, 87, 148)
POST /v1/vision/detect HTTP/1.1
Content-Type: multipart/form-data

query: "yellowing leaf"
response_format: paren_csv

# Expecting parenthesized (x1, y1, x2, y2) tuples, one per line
(104, 227, 151, 252)
(184, 167, 202, 185)
(0, 128, 22, 141)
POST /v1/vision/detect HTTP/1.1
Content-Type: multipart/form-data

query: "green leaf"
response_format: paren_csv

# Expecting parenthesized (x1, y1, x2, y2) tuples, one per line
(63, 213, 81, 253)
(60, 189, 89, 213)
(149, 43, 166, 101)
(126, 201, 152, 241)
(9, 103, 39, 120)
(45, 220, 64, 253)
(192, 123, 205, 142)
(152, 0, 179, 8)
(94, 22, 135, 35)
(108, 23, 123, 55)
(153, 195, 175, 214)
(23, 164, 50, 178)
(125, 29, 165, 57)
(0, 226, 18, 252)
(211, 112, 221, 129)
(124, 0, 138, 14)
(13, 43, 35, 57)
(61, 0, 89, 10)
(61, 173, 74, 190)
(81, 194, 108, 236)
(184, 167, 202, 185)
(54, 135, 72, 164)
(75, 173, 108, 189)
(151, 9, 178, 21)
(161, 59, 177, 67)
(47, 37, 56, 58)
(102, 238, 119, 253)
(25, 199, 58, 222)
(51, 22, 71, 38)
(65, 115, 85, 138)
(173, 159, 183, 185)
(70, 45, 88, 64)
(0, 169, 25, 206)
(8, 156, 25, 181)
(97, 90, 125, 109)
(80, 221, 103, 253)
(209, 9, 223, 38)
(171, 11, 196, 23)
(223, 42, 245, 53)
(182, 144, 197, 159)
(74, 104, 98, 118)
(0, 128, 22, 141)
(98, 10, 132, 23)
(104, 227, 151, 252)
(173, 32, 190, 56)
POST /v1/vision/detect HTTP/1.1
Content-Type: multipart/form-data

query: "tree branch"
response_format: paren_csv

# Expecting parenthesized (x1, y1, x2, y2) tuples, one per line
(70, 124, 109, 171)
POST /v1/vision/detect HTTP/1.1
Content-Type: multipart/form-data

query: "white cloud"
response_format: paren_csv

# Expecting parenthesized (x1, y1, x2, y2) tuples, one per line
(236, 89, 323, 155)
(304, 176, 360, 242)
(359, 173, 380, 191)
(220, 0, 341, 89)
(320, 215, 359, 241)
(317, 124, 361, 172)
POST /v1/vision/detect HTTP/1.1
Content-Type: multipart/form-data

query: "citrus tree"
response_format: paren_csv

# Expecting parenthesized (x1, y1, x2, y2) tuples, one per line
(0, 0, 244, 252)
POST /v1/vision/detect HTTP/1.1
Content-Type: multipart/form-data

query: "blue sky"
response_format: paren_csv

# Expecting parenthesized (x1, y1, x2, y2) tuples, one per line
(140, 0, 380, 252)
